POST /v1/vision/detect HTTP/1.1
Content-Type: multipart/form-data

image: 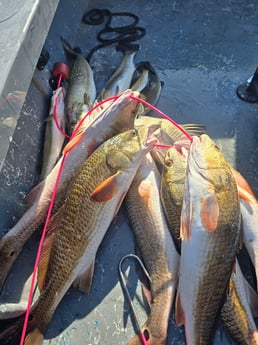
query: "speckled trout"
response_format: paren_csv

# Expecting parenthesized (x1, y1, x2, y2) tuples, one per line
(0, 124, 159, 345)
(176, 134, 241, 345)
(125, 153, 179, 345)
(61, 37, 96, 134)
(0, 90, 141, 292)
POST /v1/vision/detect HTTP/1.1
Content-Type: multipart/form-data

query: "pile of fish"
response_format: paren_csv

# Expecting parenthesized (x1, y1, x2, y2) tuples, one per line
(0, 42, 258, 345)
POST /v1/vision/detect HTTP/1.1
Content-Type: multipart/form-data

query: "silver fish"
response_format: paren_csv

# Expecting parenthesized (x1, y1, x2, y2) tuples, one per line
(39, 87, 66, 180)
(97, 45, 138, 102)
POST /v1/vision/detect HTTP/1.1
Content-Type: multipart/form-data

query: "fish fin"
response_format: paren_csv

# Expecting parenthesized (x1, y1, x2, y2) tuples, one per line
(252, 332, 258, 344)
(23, 181, 44, 205)
(62, 131, 85, 154)
(116, 43, 139, 52)
(90, 171, 122, 202)
(37, 210, 62, 291)
(200, 188, 219, 232)
(237, 185, 253, 202)
(244, 277, 258, 317)
(0, 316, 25, 344)
(180, 200, 193, 240)
(181, 123, 206, 137)
(231, 167, 256, 198)
(73, 261, 95, 293)
(232, 260, 236, 274)
(134, 245, 152, 308)
(84, 93, 91, 106)
(238, 219, 244, 250)
(24, 328, 44, 345)
(37, 230, 55, 292)
(60, 36, 80, 58)
(175, 292, 185, 326)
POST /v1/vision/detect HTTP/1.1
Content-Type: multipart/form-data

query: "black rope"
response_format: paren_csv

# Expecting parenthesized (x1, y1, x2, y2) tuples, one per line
(82, 9, 146, 62)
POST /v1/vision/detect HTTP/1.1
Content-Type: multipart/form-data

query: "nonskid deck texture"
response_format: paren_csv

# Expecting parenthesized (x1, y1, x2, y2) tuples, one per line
(0, 0, 257, 344)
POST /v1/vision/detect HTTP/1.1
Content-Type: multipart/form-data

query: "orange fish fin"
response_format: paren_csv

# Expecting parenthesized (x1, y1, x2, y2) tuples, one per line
(24, 328, 44, 345)
(232, 260, 236, 274)
(90, 171, 121, 202)
(200, 189, 219, 232)
(84, 93, 91, 106)
(23, 182, 44, 205)
(231, 167, 255, 197)
(180, 200, 193, 240)
(237, 185, 253, 203)
(175, 292, 185, 326)
(37, 230, 55, 292)
(138, 180, 151, 202)
(37, 209, 63, 291)
(63, 131, 85, 154)
(73, 261, 95, 293)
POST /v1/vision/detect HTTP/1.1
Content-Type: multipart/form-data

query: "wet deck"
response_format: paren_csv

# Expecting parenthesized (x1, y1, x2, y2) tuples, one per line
(0, 0, 258, 344)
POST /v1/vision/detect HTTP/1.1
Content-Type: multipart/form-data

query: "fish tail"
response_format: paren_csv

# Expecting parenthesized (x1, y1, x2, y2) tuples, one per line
(60, 36, 80, 58)
(0, 315, 24, 345)
(0, 314, 43, 345)
(135, 61, 156, 74)
(24, 328, 44, 345)
(116, 43, 140, 53)
(251, 330, 258, 344)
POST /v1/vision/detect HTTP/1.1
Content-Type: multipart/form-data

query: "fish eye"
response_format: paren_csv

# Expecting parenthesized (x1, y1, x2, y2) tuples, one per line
(131, 129, 137, 136)
(166, 159, 173, 167)
(143, 328, 150, 340)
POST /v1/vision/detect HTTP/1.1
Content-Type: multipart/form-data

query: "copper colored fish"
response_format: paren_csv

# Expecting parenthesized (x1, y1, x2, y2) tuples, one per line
(125, 153, 179, 345)
(176, 134, 241, 345)
(0, 90, 141, 292)
(0, 124, 159, 345)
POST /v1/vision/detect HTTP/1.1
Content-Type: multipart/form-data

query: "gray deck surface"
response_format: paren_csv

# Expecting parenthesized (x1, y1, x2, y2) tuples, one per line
(0, 0, 258, 344)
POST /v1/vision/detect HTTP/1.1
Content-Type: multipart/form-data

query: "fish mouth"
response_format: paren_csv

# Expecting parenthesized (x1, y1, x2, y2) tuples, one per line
(145, 123, 161, 147)
(111, 90, 141, 114)
(173, 135, 191, 158)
